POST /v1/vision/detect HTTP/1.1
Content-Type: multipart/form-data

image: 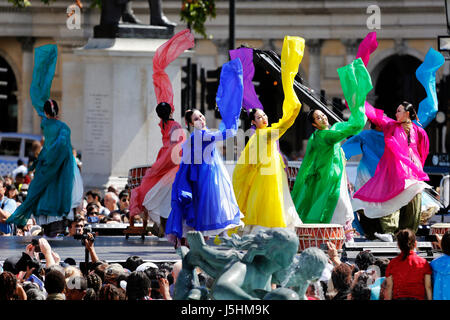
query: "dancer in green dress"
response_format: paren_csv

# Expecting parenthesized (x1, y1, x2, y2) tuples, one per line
(291, 58, 372, 240)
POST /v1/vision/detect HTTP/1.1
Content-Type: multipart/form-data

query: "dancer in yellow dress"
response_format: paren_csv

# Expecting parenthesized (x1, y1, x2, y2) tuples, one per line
(232, 36, 304, 234)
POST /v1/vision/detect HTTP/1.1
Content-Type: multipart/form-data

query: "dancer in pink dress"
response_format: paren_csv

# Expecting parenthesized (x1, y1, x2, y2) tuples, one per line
(352, 102, 430, 236)
(349, 32, 437, 238)
(128, 29, 194, 235)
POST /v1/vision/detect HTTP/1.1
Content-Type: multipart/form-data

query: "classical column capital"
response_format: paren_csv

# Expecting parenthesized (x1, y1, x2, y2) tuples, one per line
(341, 38, 360, 55)
(262, 38, 277, 52)
(212, 39, 230, 55)
(17, 37, 36, 52)
(394, 38, 407, 56)
(306, 39, 323, 55)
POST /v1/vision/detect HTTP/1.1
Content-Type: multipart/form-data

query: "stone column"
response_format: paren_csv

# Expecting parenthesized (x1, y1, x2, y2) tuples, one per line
(394, 38, 407, 56)
(262, 38, 277, 52)
(17, 37, 35, 134)
(341, 38, 359, 65)
(73, 38, 192, 190)
(306, 39, 323, 96)
(212, 39, 230, 68)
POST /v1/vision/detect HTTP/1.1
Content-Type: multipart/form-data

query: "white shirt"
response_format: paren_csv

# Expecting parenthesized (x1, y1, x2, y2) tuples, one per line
(11, 165, 28, 179)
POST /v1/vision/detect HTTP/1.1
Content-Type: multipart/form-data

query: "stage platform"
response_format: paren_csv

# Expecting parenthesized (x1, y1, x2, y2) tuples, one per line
(0, 235, 182, 265)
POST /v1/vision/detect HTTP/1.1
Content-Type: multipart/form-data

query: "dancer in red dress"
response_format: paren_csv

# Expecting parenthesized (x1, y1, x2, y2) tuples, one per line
(128, 29, 194, 235)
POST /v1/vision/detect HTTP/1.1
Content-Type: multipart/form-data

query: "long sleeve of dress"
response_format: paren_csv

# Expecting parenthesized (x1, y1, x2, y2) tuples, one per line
(322, 58, 373, 145)
(29, 44, 58, 117)
(229, 47, 264, 114)
(152, 29, 195, 111)
(291, 58, 373, 224)
(204, 58, 244, 142)
(414, 47, 445, 128)
(233, 36, 305, 228)
(268, 36, 305, 140)
(342, 134, 363, 160)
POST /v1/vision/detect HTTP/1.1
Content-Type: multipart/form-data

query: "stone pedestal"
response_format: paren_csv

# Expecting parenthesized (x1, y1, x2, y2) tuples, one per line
(63, 37, 193, 191)
(93, 23, 175, 39)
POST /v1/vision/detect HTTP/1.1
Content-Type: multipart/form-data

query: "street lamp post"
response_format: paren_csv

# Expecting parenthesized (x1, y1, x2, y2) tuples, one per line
(438, 0, 450, 58)
(229, 0, 235, 53)
(446, 0, 450, 33)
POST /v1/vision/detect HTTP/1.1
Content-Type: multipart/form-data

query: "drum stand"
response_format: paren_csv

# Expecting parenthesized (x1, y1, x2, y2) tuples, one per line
(124, 210, 149, 240)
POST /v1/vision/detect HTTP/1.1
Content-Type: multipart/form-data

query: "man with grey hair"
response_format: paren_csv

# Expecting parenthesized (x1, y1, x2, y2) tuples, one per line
(104, 192, 119, 213)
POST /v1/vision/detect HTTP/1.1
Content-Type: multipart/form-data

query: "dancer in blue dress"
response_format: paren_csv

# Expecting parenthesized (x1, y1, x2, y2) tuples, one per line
(165, 58, 244, 246)
(6, 44, 83, 236)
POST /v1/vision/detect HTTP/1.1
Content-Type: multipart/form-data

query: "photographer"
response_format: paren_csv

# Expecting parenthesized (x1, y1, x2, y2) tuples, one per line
(67, 214, 85, 237)
(82, 231, 99, 265)
(143, 265, 172, 300)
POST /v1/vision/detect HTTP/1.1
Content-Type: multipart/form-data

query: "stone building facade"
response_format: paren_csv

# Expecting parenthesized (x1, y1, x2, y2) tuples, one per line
(0, 0, 448, 168)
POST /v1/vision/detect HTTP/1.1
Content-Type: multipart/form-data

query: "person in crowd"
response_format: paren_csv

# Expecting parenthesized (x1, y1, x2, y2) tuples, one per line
(67, 214, 85, 237)
(84, 272, 102, 301)
(430, 230, 450, 300)
(86, 203, 101, 224)
(384, 229, 432, 300)
(5, 184, 18, 202)
(366, 257, 390, 300)
(98, 284, 126, 300)
(112, 190, 130, 223)
(0, 271, 27, 300)
(104, 191, 119, 213)
(354, 250, 376, 272)
(330, 263, 353, 300)
(0, 178, 17, 236)
(28, 140, 43, 174)
(2, 175, 13, 187)
(348, 272, 372, 300)
(125, 256, 145, 272)
(45, 270, 66, 300)
(86, 190, 109, 216)
(65, 275, 87, 300)
(126, 271, 152, 300)
(11, 159, 28, 180)
(25, 287, 46, 300)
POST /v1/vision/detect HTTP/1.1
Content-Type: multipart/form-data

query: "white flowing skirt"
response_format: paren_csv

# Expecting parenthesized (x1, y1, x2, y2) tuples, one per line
(351, 179, 431, 219)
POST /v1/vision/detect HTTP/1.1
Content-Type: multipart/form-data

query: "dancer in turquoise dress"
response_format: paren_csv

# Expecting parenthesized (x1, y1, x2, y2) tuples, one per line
(7, 44, 83, 236)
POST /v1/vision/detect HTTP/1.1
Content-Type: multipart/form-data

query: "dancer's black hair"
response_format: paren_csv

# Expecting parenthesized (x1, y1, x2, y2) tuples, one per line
(399, 101, 418, 121)
(184, 108, 200, 129)
(307, 109, 318, 125)
(43, 99, 59, 118)
(156, 102, 173, 129)
(247, 108, 259, 122)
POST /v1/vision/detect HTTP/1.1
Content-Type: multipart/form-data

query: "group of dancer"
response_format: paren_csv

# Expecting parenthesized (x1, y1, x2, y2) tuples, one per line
(5, 30, 444, 247)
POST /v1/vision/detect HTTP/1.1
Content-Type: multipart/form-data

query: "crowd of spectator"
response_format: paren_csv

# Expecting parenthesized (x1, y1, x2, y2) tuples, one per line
(0, 156, 147, 237)
(0, 234, 176, 300)
(0, 226, 449, 300)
